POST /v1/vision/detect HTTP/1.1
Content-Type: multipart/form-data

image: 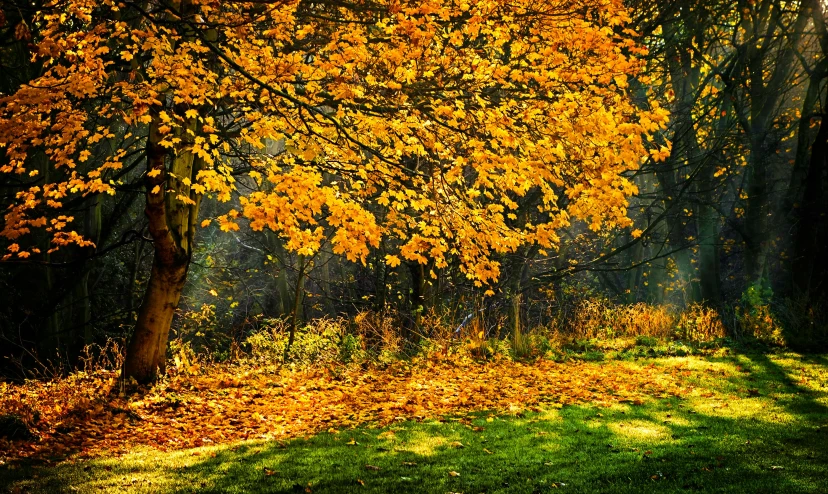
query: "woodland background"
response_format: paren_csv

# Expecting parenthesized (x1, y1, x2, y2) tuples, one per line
(0, 0, 827, 380)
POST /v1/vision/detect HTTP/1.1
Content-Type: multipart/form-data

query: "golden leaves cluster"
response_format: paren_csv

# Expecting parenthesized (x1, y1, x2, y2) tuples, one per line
(0, 0, 668, 279)
(0, 357, 689, 461)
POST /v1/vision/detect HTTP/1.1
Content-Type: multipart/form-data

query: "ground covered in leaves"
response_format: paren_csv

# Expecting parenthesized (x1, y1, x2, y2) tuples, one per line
(1, 356, 691, 462)
(1, 351, 827, 493)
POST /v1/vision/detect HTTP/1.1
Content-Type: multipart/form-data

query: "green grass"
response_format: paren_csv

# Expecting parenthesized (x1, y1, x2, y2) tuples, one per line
(552, 336, 737, 362)
(2, 352, 826, 493)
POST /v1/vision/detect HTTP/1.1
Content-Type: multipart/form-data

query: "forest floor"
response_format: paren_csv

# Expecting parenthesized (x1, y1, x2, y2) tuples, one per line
(1, 349, 827, 493)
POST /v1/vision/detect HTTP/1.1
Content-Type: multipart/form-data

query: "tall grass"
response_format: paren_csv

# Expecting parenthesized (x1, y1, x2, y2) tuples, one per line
(548, 299, 725, 342)
(235, 300, 730, 366)
(167, 291, 827, 370)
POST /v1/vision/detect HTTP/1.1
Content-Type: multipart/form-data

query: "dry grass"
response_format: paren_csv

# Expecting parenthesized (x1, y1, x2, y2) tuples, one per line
(556, 300, 725, 342)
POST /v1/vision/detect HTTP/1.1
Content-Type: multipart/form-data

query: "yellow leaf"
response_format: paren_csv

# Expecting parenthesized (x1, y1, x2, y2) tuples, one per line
(201, 219, 211, 228)
(147, 169, 161, 178)
(150, 185, 161, 195)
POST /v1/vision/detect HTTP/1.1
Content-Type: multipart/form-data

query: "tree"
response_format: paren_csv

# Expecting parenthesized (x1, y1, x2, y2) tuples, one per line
(790, 0, 828, 302)
(0, 0, 667, 382)
(582, 0, 823, 309)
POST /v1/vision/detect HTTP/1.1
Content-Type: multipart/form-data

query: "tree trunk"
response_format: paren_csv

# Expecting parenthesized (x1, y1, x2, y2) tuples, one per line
(744, 134, 770, 285)
(789, 1, 827, 297)
(265, 231, 294, 318)
(124, 258, 188, 380)
(662, 7, 702, 305)
(127, 238, 148, 322)
(284, 255, 306, 362)
(124, 109, 204, 383)
(792, 103, 828, 298)
(785, 59, 825, 213)
(625, 238, 643, 303)
(697, 210, 721, 305)
(407, 261, 425, 336)
(374, 249, 388, 313)
(738, 0, 809, 287)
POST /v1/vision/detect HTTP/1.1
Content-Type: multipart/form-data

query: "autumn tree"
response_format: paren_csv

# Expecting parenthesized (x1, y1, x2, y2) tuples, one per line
(0, 0, 667, 382)
(559, 0, 826, 311)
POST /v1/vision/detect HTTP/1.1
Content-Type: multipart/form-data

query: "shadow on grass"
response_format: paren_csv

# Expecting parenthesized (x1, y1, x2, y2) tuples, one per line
(2, 352, 826, 493)
(740, 352, 828, 418)
(7, 401, 827, 492)
(182, 404, 827, 494)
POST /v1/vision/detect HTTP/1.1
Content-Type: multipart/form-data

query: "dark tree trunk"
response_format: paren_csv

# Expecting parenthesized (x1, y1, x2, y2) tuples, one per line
(792, 108, 828, 298)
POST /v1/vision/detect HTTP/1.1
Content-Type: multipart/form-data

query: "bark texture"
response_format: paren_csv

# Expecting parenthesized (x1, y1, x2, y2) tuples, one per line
(124, 259, 188, 380)
(124, 112, 203, 383)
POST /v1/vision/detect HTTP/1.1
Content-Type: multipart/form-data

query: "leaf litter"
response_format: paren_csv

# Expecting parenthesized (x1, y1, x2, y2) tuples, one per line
(0, 359, 690, 463)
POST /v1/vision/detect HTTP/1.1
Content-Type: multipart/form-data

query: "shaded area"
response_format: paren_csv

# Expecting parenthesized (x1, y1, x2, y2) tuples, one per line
(0, 353, 825, 493)
(739, 352, 828, 418)
(0, 358, 689, 463)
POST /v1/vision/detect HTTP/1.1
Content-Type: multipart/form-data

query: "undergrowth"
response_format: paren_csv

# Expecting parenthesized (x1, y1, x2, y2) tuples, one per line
(5, 293, 822, 386)
(2, 294, 823, 432)
(214, 298, 814, 368)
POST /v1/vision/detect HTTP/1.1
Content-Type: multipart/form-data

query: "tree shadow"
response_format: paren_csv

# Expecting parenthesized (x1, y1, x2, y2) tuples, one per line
(800, 353, 828, 367)
(174, 401, 828, 493)
(4, 351, 826, 493)
(741, 352, 828, 418)
(698, 349, 828, 420)
(10, 391, 825, 493)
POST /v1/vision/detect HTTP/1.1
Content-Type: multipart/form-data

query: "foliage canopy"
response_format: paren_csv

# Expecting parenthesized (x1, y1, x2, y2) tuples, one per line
(0, 0, 667, 285)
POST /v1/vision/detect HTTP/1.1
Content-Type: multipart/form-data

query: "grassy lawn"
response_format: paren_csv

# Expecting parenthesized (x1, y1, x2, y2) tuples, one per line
(1, 352, 826, 493)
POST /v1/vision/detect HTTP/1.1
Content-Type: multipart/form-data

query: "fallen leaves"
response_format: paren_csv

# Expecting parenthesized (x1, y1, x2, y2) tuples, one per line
(0, 358, 690, 462)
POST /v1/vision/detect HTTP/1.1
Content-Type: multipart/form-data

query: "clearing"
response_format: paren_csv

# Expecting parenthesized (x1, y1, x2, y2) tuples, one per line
(1, 351, 826, 493)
